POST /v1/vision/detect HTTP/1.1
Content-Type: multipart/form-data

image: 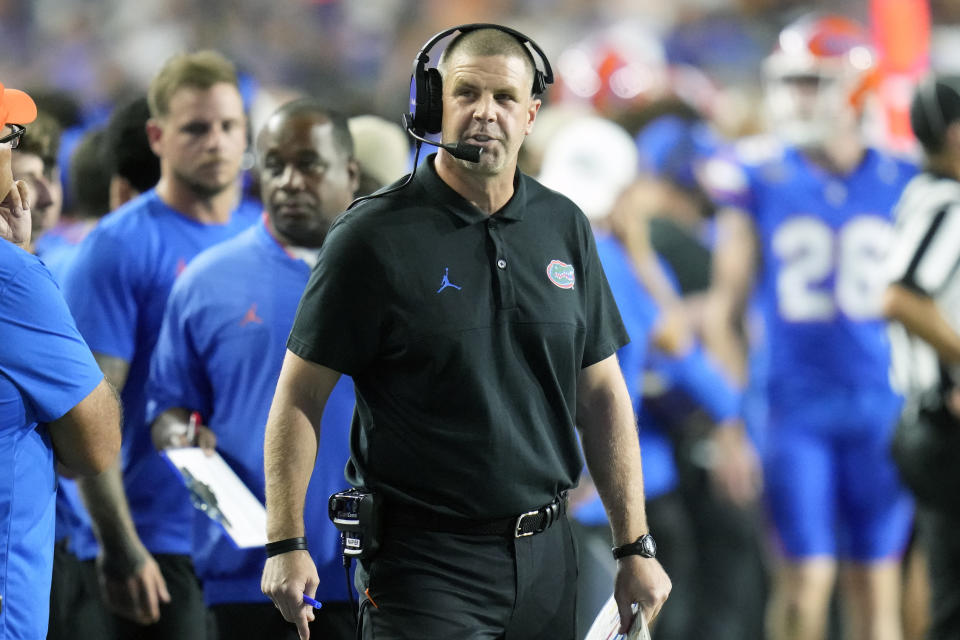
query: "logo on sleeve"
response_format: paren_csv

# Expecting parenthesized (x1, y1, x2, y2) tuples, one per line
(546, 260, 575, 289)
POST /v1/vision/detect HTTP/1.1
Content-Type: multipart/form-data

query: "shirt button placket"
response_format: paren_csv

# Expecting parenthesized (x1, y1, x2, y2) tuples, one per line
(487, 218, 514, 309)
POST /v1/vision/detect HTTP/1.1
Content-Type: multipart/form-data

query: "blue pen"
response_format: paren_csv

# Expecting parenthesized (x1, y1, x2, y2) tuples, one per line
(302, 594, 323, 609)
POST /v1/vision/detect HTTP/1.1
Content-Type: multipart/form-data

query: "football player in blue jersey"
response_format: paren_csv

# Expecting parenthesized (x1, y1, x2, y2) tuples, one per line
(702, 13, 917, 640)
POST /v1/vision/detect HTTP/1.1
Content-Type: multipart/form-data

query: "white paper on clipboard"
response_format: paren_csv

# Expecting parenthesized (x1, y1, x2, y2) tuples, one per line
(583, 593, 652, 640)
(161, 448, 267, 549)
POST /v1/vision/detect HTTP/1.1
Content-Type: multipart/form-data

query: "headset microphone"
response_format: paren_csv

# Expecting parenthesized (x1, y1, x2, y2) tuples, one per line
(402, 114, 483, 163)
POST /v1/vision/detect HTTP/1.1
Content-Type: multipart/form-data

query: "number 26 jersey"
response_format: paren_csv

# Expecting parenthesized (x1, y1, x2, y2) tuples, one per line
(706, 138, 917, 396)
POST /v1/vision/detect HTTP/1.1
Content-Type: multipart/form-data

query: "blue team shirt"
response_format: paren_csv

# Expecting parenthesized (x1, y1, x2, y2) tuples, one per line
(577, 235, 742, 527)
(0, 241, 103, 640)
(63, 189, 259, 557)
(34, 220, 95, 285)
(705, 140, 916, 399)
(147, 220, 355, 605)
(576, 233, 663, 524)
(35, 222, 97, 550)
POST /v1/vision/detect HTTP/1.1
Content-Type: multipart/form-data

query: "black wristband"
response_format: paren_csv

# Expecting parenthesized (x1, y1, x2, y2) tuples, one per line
(265, 537, 309, 558)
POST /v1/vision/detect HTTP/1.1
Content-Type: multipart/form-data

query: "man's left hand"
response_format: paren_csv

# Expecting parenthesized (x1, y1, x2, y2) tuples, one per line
(0, 180, 31, 248)
(614, 555, 672, 634)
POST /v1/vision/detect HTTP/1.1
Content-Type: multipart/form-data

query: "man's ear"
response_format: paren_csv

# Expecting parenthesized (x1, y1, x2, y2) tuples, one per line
(347, 158, 361, 195)
(946, 120, 960, 156)
(145, 118, 164, 156)
(525, 97, 542, 136)
(109, 176, 138, 212)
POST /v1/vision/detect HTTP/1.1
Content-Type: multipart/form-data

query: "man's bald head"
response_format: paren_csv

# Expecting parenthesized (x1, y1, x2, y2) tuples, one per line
(438, 28, 538, 96)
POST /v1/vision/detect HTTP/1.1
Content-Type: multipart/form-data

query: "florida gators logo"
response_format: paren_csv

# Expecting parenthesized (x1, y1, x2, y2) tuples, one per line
(546, 260, 575, 289)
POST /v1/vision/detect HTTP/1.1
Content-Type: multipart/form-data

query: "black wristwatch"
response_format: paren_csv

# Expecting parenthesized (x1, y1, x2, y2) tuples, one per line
(612, 533, 657, 560)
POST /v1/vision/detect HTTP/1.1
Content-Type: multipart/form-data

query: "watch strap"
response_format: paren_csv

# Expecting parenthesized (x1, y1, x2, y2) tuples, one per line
(612, 533, 656, 560)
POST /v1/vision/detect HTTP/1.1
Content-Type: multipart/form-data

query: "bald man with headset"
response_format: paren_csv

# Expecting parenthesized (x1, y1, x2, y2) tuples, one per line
(261, 24, 670, 640)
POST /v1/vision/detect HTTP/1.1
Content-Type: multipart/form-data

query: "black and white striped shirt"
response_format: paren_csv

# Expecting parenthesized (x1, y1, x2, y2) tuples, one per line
(887, 172, 960, 395)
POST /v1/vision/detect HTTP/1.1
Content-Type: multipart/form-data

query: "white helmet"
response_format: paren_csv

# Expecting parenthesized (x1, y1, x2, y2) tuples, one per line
(763, 13, 879, 147)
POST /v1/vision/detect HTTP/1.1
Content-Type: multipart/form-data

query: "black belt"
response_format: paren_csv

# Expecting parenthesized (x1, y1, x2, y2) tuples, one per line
(386, 493, 567, 538)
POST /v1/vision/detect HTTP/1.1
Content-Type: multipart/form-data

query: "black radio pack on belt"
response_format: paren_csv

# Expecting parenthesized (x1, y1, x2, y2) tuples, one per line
(328, 488, 382, 559)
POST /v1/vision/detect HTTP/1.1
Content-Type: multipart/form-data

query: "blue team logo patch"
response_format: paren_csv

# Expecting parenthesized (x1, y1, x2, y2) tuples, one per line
(546, 260, 575, 289)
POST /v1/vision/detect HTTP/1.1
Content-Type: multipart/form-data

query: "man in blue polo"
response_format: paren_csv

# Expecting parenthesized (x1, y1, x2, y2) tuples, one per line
(146, 99, 359, 640)
(62, 51, 258, 639)
(0, 81, 121, 640)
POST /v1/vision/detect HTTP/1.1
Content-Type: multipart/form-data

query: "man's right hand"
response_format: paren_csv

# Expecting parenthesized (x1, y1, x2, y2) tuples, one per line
(614, 555, 672, 634)
(0, 180, 31, 248)
(96, 542, 171, 624)
(262, 550, 319, 640)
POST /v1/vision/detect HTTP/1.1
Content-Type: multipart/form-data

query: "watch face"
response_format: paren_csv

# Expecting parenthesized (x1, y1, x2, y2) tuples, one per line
(640, 534, 657, 557)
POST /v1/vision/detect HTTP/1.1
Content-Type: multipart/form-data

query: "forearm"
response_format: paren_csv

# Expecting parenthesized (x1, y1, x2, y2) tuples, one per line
(884, 284, 960, 364)
(701, 289, 749, 384)
(702, 208, 756, 384)
(77, 463, 145, 571)
(578, 358, 649, 545)
(264, 404, 319, 541)
(670, 346, 741, 422)
(264, 352, 338, 542)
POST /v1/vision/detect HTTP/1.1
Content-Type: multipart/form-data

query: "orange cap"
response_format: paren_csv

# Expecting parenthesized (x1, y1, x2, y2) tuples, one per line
(0, 82, 37, 128)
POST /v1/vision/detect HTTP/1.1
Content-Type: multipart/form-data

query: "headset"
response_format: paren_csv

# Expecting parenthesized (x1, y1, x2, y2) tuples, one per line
(917, 75, 946, 145)
(406, 22, 553, 141)
(912, 74, 960, 152)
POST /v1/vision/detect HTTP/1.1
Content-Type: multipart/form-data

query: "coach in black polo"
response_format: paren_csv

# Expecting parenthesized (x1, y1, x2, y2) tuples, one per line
(262, 25, 671, 640)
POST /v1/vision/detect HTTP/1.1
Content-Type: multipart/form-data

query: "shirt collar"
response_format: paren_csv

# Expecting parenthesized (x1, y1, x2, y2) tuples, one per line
(257, 213, 319, 268)
(414, 153, 527, 224)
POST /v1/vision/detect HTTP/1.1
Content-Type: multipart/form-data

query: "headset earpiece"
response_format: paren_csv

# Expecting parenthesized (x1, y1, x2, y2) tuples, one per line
(921, 75, 946, 143)
(423, 67, 444, 134)
(412, 59, 443, 136)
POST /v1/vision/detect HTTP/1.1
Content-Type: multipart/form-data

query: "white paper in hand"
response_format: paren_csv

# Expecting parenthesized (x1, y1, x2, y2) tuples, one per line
(162, 448, 267, 548)
(583, 593, 651, 640)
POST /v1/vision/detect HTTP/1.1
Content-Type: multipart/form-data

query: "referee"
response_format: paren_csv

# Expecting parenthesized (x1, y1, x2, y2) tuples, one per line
(883, 75, 960, 640)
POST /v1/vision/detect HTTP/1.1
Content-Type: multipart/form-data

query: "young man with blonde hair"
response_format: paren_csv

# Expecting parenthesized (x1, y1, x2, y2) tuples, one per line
(64, 50, 258, 639)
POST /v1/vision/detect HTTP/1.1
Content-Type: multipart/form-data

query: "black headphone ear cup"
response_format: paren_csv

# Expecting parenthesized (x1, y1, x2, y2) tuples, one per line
(920, 76, 946, 143)
(411, 62, 430, 135)
(424, 67, 444, 134)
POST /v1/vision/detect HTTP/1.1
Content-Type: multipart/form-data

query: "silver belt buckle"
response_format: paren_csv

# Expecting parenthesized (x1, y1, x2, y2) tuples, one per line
(514, 510, 540, 538)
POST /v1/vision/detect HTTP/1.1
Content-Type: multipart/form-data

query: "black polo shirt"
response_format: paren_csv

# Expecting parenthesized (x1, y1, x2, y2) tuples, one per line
(288, 155, 628, 519)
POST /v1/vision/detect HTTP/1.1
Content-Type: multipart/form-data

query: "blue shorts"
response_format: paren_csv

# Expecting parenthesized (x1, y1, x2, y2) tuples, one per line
(763, 389, 914, 562)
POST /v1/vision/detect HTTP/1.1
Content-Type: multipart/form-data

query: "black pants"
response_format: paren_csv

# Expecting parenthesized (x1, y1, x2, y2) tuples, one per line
(91, 553, 208, 640)
(210, 601, 355, 640)
(674, 422, 768, 640)
(919, 506, 960, 640)
(48, 544, 115, 640)
(357, 516, 578, 640)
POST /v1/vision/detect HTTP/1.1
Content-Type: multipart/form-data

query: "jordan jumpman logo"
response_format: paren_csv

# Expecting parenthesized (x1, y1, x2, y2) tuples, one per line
(436, 267, 462, 293)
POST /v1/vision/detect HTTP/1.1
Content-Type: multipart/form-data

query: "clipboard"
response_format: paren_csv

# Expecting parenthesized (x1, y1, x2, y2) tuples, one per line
(161, 447, 267, 548)
(583, 593, 652, 640)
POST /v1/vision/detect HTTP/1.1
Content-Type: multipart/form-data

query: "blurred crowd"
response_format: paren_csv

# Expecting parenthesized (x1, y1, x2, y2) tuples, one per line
(2, 0, 955, 135)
